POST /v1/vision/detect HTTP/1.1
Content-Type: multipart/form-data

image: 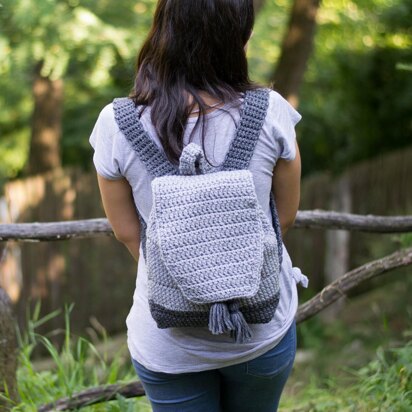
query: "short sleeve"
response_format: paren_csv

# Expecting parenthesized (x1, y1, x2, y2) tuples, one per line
(269, 91, 302, 162)
(89, 103, 123, 180)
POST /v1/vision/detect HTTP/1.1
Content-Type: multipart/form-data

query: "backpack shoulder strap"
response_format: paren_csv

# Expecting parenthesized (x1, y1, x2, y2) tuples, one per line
(221, 88, 270, 171)
(220, 88, 283, 263)
(113, 89, 270, 177)
(112, 97, 179, 178)
(223, 88, 282, 264)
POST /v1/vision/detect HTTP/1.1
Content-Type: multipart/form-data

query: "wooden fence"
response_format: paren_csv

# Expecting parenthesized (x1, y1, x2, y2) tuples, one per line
(1, 213, 411, 410)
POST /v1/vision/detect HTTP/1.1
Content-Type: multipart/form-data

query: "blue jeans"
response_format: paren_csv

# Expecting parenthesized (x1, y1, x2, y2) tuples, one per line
(131, 320, 296, 412)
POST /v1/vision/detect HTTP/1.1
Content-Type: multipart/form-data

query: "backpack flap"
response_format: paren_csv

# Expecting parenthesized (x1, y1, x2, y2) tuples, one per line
(149, 144, 265, 305)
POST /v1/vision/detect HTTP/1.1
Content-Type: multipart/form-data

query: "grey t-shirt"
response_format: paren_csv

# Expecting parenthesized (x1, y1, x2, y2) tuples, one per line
(89, 90, 308, 373)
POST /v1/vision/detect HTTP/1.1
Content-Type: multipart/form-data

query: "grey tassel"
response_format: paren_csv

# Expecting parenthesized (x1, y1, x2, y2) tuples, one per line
(229, 301, 253, 343)
(208, 303, 234, 335)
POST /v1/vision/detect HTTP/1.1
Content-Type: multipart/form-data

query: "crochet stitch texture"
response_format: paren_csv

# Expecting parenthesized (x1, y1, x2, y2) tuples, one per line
(113, 88, 284, 343)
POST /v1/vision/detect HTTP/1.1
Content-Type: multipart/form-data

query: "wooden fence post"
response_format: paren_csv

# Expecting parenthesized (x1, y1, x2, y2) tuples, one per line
(0, 285, 19, 409)
(322, 174, 351, 320)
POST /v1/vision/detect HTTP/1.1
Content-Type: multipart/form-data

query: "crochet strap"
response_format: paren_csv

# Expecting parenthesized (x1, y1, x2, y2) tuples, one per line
(221, 88, 270, 171)
(269, 191, 283, 265)
(112, 98, 179, 178)
(112, 88, 270, 178)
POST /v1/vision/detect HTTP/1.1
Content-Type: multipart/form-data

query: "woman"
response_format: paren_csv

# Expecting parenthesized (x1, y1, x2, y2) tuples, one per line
(89, 0, 308, 410)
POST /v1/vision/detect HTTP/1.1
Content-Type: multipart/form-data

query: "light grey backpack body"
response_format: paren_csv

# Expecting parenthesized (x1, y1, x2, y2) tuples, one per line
(113, 88, 283, 343)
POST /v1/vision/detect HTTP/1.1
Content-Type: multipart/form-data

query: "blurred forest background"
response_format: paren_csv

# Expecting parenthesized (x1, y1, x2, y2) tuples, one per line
(0, 0, 412, 410)
(0, 0, 411, 181)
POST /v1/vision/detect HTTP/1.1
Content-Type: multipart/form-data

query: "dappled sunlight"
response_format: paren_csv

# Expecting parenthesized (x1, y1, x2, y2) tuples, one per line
(5, 175, 46, 222)
(3, 168, 78, 223)
(46, 254, 66, 283)
(0, 243, 22, 303)
(28, 251, 66, 300)
(0, 0, 411, 409)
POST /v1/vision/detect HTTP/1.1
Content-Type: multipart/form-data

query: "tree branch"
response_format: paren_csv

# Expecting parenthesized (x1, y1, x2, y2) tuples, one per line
(1, 212, 411, 242)
(37, 381, 145, 412)
(296, 247, 412, 323)
(294, 210, 412, 233)
(0, 218, 112, 242)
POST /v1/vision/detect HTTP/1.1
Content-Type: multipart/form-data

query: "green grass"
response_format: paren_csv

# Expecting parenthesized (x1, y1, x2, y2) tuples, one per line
(2, 284, 411, 411)
(281, 335, 412, 411)
(280, 268, 412, 411)
(1, 302, 151, 411)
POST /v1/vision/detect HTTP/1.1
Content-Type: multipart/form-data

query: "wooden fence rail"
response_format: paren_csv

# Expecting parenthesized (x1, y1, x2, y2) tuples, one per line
(1, 211, 412, 242)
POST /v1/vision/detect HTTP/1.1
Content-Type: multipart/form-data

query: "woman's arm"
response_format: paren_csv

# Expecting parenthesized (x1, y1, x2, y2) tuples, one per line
(96, 174, 141, 262)
(271, 140, 301, 236)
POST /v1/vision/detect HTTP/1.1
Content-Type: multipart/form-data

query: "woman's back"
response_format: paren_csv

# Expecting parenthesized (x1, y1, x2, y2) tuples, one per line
(89, 88, 307, 373)
(90, 1, 307, 409)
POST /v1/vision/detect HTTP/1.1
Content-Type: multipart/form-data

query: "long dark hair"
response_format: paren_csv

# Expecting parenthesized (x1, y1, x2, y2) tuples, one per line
(131, 0, 263, 166)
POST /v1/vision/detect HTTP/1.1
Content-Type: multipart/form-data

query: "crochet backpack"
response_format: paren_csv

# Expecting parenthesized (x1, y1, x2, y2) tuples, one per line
(113, 88, 283, 343)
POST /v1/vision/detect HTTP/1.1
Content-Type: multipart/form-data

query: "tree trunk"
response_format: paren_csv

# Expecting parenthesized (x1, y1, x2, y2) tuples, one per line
(253, 0, 266, 14)
(271, 0, 320, 107)
(26, 62, 63, 175)
(0, 286, 19, 409)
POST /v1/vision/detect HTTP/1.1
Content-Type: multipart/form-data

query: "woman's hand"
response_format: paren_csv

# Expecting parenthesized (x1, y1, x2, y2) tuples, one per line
(96, 174, 141, 262)
(271, 140, 301, 236)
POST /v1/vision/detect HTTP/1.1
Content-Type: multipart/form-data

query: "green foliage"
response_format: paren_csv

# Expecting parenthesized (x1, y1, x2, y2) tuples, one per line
(283, 270, 412, 410)
(357, 341, 412, 410)
(297, 0, 412, 176)
(0, 0, 411, 180)
(0, 301, 150, 411)
(281, 337, 412, 411)
(0, 0, 156, 180)
(249, 0, 412, 176)
(247, 0, 290, 83)
(398, 233, 412, 248)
